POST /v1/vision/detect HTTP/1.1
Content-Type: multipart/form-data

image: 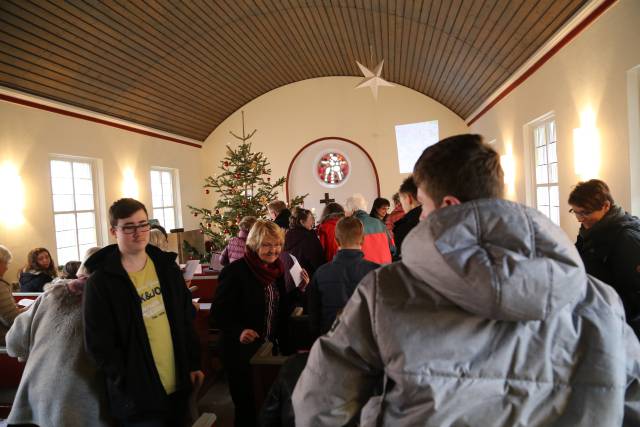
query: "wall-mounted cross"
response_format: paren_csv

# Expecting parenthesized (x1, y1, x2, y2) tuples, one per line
(319, 192, 335, 205)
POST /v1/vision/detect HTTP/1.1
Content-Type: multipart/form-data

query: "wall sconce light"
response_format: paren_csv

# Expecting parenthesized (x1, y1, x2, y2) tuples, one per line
(122, 168, 139, 199)
(500, 144, 516, 200)
(573, 109, 600, 180)
(0, 162, 25, 227)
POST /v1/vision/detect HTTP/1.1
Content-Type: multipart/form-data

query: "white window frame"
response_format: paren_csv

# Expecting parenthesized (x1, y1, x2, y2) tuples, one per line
(524, 113, 560, 225)
(150, 167, 182, 231)
(49, 155, 105, 266)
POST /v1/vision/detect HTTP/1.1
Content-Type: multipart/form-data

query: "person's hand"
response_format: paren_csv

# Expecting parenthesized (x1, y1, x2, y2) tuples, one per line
(190, 370, 205, 387)
(240, 329, 259, 344)
(299, 269, 310, 291)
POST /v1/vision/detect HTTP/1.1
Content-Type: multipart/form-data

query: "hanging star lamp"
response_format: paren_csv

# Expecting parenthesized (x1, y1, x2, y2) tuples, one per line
(355, 48, 393, 99)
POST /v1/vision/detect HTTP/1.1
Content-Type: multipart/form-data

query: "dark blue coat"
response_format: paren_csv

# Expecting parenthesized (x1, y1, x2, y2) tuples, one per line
(307, 249, 379, 339)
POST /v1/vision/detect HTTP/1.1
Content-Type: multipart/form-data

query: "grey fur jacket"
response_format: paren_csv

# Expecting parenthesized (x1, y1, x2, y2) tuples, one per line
(6, 280, 113, 427)
(293, 199, 640, 426)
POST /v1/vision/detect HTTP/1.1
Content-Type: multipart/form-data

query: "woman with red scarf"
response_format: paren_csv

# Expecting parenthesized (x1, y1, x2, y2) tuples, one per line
(212, 220, 295, 427)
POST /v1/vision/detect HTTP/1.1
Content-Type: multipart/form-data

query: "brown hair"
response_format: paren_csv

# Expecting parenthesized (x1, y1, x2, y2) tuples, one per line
(568, 179, 615, 212)
(320, 202, 345, 222)
(109, 198, 148, 227)
(246, 219, 285, 251)
(267, 200, 287, 215)
(23, 247, 57, 278)
(289, 207, 313, 229)
(413, 134, 503, 205)
(399, 176, 418, 198)
(335, 217, 364, 247)
(239, 216, 258, 232)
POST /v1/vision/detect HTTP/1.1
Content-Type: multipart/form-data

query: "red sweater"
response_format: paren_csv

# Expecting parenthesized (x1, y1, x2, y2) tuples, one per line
(317, 215, 341, 262)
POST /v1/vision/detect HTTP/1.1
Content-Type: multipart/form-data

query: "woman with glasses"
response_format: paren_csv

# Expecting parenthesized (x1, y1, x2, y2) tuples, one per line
(211, 220, 298, 427)
(568, 179, 640, 335)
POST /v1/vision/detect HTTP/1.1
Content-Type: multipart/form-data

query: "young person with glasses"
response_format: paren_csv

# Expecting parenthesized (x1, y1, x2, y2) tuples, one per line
(568, 179, 640, 336)
(83, 198, 203, 426)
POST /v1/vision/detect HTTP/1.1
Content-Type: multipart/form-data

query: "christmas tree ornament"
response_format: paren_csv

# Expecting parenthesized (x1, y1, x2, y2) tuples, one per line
(205, 189, 210, 194)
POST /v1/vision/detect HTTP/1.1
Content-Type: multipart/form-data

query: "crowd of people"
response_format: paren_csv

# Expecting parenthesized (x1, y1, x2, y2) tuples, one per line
(1, 133, 639, 427)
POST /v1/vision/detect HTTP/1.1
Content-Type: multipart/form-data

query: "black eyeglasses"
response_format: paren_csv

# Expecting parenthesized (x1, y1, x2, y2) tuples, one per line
(568, 208, 593, 218)
(115, 222, 151, 234)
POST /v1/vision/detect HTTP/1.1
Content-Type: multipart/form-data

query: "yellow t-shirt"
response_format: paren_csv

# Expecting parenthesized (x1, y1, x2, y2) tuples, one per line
(128, 257, 176, 394)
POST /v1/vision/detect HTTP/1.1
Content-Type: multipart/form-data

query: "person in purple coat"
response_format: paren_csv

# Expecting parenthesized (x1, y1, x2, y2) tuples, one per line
(220, 216, 257, 266)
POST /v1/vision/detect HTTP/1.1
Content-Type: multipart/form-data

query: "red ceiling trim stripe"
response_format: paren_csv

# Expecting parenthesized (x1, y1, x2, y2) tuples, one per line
(466, 0, 617, 127)
(0, 93, 202, 148)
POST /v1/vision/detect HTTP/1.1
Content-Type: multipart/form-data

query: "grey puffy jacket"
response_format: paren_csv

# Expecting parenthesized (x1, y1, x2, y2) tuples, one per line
(293, 199, 640, 426)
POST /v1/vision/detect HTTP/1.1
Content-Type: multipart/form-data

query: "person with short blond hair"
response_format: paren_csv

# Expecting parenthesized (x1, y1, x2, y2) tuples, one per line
(307, 216, 378, 340)
(212, 218, 293, 427)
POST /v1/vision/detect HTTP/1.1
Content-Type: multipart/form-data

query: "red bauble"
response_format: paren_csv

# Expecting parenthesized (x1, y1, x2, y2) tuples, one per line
(205, 189, 210, 194)
(224, 161, 229, 167)
(207, 223, 212, 228)
(267, 177, 271, 182)
(193, 212, 198, 217)
(215, 209, 220, 215)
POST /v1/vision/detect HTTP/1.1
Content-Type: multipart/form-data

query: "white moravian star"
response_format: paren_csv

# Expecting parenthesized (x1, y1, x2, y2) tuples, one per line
(355, 60, 394, 99)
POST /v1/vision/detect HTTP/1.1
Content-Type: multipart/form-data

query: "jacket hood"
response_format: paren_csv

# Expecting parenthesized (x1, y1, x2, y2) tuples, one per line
(402, 199, 586, 321)
(84, 244, 177, 275)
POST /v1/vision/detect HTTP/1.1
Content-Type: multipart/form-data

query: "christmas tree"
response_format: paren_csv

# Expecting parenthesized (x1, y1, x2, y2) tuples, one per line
(189, 112, 306, 252)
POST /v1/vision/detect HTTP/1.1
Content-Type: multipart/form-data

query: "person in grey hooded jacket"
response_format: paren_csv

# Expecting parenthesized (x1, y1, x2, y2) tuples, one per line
(292, 134, 640, 426)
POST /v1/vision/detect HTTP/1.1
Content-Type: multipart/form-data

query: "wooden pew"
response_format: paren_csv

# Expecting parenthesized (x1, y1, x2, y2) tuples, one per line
(0, 347, 26, 418)
(190, 272, 219, 303)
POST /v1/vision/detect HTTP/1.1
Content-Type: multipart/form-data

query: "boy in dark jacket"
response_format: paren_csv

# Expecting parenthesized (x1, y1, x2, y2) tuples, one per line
(308, 216, 379, 340)
(83, 198, 202, 426)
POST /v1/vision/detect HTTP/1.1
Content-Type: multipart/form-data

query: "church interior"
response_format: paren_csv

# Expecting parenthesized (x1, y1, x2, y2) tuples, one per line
(1, 0, 640, 426)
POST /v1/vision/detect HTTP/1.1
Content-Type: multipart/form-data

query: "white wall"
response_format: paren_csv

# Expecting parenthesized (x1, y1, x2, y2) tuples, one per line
(470, 0, 640, 236)
(0, 99, 203, 280)
(202, 76, 469, 207)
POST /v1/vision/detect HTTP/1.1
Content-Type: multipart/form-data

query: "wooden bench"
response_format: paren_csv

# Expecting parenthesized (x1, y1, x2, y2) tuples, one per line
(190, 272, 219, 303)
(0, 346, 25, 418)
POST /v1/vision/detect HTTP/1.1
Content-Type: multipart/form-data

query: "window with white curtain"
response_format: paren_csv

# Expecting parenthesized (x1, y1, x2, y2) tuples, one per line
(150, 168, 179, 231)
(49, 158, 99, 266)
(531, 118, 560, 225)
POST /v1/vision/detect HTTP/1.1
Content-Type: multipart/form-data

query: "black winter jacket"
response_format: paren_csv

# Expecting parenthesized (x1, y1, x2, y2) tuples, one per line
(284, 227, 326, 276)
(274, 209, 291, 230)
(576, 206, 640, 327)
(307, 249, 379, 339)
(212, 258, 293, 358)
(259, 353, 309, 427)
(392, 205, 422, 260)
(83, 244, 200, 421)
(18, 271, 53, 292)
